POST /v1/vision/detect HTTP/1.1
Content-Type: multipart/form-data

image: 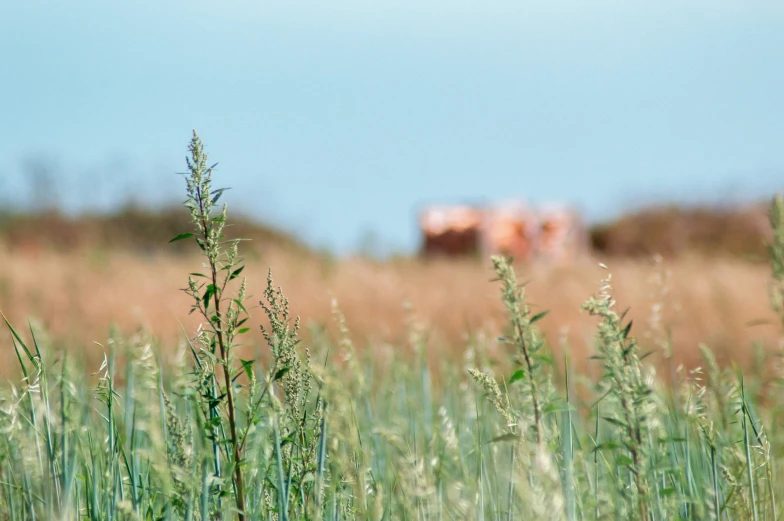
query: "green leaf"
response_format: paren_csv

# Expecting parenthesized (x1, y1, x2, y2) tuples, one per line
(657, 436, 687, 444)
(2, 313, 37, 366)
(240, 359, 254, 380)
(533, 353, 553, 365)
(229, 266, 245, 281)
(508, 369, 525, 384)
(200, 349, 221, 364)
(169, 232, 194, 243)
(622, 320, 633, 339)
(237, 328, 251, 335)
(212, 187, 230, 205)
(593, 440, 623, 452)
(233, 299, 248, 315)
(530, 310, 549, 324)
(602, 416, 628, 428)
(203, 284, 216, 308)
(273, 366, 291, 381)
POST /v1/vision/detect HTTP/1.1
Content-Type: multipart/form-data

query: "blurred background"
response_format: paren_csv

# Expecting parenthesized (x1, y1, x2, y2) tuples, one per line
(1, 1, 783, 373)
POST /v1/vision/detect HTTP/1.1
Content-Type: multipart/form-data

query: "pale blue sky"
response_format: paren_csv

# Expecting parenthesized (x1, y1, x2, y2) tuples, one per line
(2, 1, 783, 255)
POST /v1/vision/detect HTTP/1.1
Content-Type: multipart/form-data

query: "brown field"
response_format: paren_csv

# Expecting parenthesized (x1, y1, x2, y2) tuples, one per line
(0, 245, 779, 381)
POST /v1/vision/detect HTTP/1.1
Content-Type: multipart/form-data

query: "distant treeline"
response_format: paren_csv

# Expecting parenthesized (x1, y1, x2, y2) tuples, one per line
(0, 203, 773, 260)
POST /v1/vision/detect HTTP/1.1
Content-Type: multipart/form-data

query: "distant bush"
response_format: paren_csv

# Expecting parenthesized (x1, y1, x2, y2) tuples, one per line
(590, 204, 770, 260)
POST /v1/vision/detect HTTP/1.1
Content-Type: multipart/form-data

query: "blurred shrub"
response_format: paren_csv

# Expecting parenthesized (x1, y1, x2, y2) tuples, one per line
(590, 203, 770, 260)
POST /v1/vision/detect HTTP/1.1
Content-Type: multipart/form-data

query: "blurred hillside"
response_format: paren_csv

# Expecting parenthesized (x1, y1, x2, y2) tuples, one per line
(0, 206, 313, 258)
(0, 202, 772, 260)
(590, 203, 771, 261)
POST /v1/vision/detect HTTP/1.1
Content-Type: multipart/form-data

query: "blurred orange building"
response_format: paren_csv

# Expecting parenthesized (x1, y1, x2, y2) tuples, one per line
(419, 201, 587, 262)
(479, 202, 540, 262)
(537, 204, 589, 262)
(419, 205, 484, 257)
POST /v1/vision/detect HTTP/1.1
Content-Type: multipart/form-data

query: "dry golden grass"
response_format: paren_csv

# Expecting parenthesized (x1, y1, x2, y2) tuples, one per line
(0, 247, 779, 379)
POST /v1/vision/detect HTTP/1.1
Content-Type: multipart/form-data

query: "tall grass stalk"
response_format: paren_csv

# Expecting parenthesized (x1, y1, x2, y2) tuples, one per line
(583, 265, 654, 520)
(173, 131, 251, 519)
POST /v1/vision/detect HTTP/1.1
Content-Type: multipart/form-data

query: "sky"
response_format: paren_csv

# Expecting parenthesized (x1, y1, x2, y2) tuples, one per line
(2, 1, 783, 255)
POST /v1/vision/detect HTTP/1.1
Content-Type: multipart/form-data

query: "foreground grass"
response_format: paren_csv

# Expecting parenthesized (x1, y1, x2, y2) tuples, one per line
(2, 302, 783, 520)
(1, 133, 783, 520)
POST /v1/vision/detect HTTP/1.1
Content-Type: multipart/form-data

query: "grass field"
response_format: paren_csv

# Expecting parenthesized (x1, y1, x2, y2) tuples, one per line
(0, 248, 778, 379)
(1, 132, 783, 520)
